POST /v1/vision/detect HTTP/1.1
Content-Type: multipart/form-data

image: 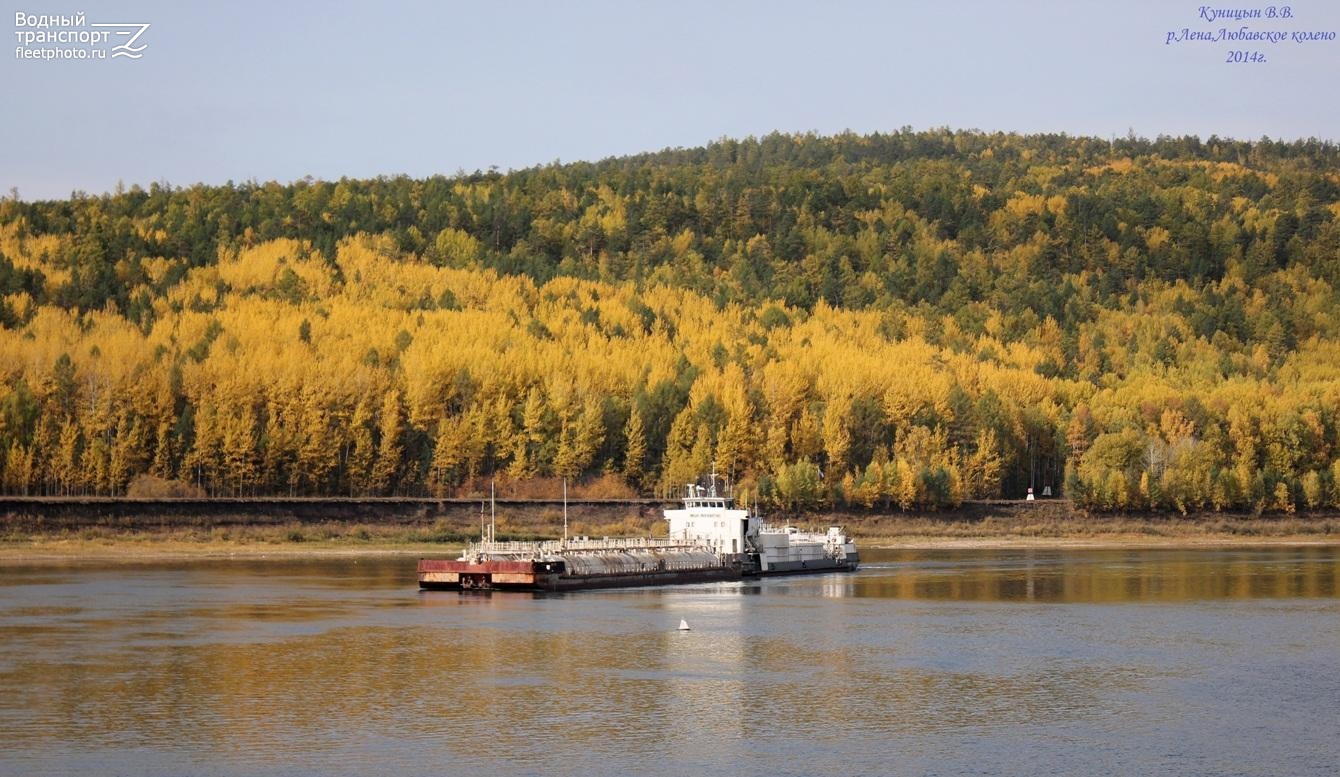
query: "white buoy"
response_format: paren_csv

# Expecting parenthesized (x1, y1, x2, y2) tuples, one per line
(677, 619, 691, 631)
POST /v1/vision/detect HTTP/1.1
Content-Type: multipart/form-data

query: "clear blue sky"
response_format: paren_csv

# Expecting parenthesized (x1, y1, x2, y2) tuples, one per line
(4, 0, 1339, 200)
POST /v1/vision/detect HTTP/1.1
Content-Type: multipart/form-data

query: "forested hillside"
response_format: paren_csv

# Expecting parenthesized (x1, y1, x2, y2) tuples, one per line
(2, 129, 1339, 512)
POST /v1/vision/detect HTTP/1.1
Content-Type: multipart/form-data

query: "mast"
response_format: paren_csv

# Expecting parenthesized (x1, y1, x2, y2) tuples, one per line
(563, 477, 568, 546)
(490, 479, 496, 544)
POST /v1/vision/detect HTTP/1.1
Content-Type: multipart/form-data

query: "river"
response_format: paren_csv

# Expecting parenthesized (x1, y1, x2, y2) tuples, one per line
(2, 545, 1337, 776)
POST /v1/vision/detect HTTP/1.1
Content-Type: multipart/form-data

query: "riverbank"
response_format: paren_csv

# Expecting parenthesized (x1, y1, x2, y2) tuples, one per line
(0, 522, 464, 563)
(855, 513, 1340, 545)
(3, 510, 1337, 562)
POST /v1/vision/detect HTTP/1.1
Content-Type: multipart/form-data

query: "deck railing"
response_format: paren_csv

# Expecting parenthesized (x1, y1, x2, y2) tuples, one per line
(467, 536, 704, 558)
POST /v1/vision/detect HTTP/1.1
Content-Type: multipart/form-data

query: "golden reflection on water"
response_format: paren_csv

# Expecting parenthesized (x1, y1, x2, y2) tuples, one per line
(854, 546, 1339, 602)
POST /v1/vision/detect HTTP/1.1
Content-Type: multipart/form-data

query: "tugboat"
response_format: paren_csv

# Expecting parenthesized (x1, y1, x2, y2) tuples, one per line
(664, 468, 859, 576)
(417, 470, 858, 591)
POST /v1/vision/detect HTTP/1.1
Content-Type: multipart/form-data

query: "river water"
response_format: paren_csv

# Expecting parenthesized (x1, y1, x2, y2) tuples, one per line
(1, 546, 1337, 777)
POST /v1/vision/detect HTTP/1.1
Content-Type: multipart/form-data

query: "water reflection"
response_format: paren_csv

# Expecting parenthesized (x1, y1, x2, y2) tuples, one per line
(1, 546, 1337, 776)
(853, 546, 1339, 602)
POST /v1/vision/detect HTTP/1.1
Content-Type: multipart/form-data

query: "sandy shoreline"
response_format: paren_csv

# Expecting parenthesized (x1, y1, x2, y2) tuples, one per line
(0, 543, 445, 565)
(3, 532, 1337, 564)
(862, 535, 1340, 550)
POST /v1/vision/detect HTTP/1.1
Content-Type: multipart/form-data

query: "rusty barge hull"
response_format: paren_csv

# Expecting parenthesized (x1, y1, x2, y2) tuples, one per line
(417, 558, 742, 592)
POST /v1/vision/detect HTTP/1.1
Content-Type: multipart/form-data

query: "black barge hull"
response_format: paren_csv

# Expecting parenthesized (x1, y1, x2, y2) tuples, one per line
(418, 558, 742, 591)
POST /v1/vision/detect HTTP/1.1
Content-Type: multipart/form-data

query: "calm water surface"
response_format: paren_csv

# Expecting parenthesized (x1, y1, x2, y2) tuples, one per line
(2, 546, 1338, 776)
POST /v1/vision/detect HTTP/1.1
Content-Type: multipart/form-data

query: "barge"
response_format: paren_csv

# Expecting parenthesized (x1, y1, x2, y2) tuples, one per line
(418, 472, 858, 591)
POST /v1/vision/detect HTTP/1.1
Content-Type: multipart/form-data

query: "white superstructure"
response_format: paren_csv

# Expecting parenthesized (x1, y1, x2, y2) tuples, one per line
(663, 469, 858, 575)
(751, 524, 858, 573)
(664, 476, 754, 556)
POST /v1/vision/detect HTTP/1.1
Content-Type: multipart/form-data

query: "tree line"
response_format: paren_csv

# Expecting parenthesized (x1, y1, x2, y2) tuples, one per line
(1, 129, 1339, 512)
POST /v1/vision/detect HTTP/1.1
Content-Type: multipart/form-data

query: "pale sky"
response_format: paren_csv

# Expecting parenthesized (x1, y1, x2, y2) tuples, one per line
(4, 0, 1339, 200)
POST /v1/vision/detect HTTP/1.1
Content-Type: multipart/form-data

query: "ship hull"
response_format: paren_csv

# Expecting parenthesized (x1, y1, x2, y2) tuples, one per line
(418, 557, 741, 592)
(749, 554, 859, 576)
(419, 548, 858, 592)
